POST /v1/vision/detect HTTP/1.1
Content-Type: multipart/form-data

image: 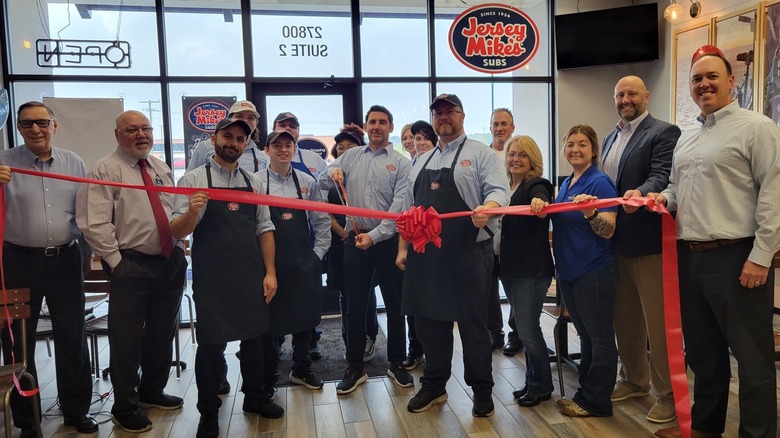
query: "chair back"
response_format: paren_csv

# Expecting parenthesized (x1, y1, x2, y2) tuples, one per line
(0, 287, 32, 371)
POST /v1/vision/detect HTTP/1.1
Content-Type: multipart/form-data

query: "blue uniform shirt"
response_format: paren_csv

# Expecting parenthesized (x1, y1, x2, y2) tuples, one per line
(551, 165, 618, 281)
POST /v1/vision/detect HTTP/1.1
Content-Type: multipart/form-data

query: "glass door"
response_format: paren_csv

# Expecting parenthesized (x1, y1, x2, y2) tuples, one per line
(253, 82, 359, 161)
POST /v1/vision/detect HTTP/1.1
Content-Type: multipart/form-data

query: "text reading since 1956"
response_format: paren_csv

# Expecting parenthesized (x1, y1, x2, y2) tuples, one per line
(279, 25, 328, 57)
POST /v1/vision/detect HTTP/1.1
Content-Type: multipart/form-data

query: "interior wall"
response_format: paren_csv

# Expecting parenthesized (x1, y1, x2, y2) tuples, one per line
(553, 0, 760, 178)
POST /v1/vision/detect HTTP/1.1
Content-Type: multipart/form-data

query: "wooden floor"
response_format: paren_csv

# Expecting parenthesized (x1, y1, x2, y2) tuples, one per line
(4, 304, 780, 438)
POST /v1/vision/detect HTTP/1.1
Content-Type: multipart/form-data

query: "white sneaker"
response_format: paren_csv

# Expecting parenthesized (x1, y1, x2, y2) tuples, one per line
(363, 337, 376, 362)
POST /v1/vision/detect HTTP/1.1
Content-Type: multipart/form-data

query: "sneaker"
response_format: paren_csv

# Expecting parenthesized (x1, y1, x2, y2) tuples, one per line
(407, 389, 447, 413)
(645, 398, 677, 424)
(196, 412, 219, 438)
(336, 368, 367, 395)
(610, 381, 650, 402)
(243, 398, 285, 419)
(111, 410, 153, 433)
(139, 392, 184, 410)
(557, 399, 592, 417)
(290, 370, 324, 390)
(387, 363, 414, 388)
(403, 354, 425, 371)
(363, 337, 376, 362)
(472, 392, 494, 417)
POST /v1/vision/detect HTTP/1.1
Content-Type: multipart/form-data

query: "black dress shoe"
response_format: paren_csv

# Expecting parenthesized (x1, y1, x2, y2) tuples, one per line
(64, 413, 99, 433)
(502, 338, 524, 355)
(512, 386, 527, 399)
(516, 392, 551, 407)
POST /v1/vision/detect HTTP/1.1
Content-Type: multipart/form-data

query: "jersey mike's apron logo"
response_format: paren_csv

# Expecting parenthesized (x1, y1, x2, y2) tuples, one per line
(227, 202, 240, 211)
(430, 181, 441, 190)
(449, 3, 540, 74)
(187, 101, 231, 133)
(281, 212, 294, 220)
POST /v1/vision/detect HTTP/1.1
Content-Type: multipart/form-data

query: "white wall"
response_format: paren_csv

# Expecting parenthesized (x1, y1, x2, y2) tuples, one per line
(554, 0, 760, 178)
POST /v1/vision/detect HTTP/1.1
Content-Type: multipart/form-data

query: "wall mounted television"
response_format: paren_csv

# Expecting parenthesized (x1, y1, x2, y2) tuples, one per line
(555, 3, 659, 70)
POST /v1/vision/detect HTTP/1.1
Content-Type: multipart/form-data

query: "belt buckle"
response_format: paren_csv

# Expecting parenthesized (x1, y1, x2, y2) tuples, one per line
(44, 246, 60, 257)
(687, 241, 702, 251)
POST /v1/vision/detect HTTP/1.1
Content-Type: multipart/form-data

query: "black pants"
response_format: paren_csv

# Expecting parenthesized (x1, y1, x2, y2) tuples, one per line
(264, 330, 312, 383)
(343, 234, 406, 371)
(678, 241, 776, 437)
(196, 335, 265, 414)
(486, 255, 503, 334)
(415, 242, 494, 394)
(406, 315, 424, 358)
(108, 248, 187, 416)
(1, 244, 92, 428)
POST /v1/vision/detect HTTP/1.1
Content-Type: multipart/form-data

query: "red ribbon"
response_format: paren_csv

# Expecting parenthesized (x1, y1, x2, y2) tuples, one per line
(0, 168, 691, 436)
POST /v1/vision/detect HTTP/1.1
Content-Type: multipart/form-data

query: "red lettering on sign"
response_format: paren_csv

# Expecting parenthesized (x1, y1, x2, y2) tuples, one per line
(461, 17, 528, 57)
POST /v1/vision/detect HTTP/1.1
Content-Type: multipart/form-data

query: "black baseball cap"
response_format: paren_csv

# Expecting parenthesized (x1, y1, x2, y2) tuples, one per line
(430, 93, 464, 110)
(273, 112, 300, 128)
(266, 130, 296, 144)
(214, 118, 252, 136)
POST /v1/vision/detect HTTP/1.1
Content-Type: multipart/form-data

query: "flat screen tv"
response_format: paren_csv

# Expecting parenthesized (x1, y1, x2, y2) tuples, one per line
(555, 3, 659, 70)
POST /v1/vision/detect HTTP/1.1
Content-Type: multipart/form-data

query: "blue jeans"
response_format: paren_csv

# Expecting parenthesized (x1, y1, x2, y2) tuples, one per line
(558, 263, 618, 416)
(501, 276, 554, 396)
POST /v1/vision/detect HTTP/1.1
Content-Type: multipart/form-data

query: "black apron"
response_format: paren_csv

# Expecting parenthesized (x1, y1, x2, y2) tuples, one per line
(402, 139, 484, 321)
(265, 168, 322, 337)
(191, 163, 269, 344)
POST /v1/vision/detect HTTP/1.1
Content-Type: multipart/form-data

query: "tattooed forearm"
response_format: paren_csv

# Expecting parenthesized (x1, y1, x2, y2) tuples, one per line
(589, 215, 615, 238)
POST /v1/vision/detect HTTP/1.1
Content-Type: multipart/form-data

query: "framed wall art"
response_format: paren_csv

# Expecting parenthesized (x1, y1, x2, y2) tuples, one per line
(673, 23, 711, 129)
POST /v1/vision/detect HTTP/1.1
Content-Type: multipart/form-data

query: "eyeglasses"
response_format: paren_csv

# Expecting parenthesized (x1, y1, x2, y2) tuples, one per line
(18, 119, 53, 129)
(123, 127, 154, 135)
(507, 152, 529, 159)
(431, 109, 463, 118)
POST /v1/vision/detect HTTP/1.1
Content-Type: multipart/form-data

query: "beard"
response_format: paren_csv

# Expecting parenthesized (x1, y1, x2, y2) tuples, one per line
(215, 143, 240, 163)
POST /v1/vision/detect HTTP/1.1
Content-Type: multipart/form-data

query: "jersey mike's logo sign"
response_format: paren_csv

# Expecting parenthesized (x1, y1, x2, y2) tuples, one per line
(449, 3, 539, 74)
(187, 100, 231, 133)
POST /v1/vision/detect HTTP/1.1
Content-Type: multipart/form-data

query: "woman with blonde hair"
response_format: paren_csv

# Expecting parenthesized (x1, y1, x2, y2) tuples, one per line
(499, 135, 555, 407)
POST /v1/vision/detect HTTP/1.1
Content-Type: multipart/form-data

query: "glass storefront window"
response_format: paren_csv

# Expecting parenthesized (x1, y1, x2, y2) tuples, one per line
(11, 81, 163, 170)
(360, 1, 429, 77)
(5, 0, 160, 76)
(251, 0, 353, 78)
(362, 82, 430, 154)
(164, 1, 245, 77)
(429, 82, 552, 179)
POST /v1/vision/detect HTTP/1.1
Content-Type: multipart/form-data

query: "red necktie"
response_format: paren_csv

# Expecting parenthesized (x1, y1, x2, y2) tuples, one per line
(139, 159, 174, 258)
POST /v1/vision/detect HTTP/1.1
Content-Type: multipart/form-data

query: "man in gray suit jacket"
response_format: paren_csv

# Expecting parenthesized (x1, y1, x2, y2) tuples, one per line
(601, 76, 681, 424)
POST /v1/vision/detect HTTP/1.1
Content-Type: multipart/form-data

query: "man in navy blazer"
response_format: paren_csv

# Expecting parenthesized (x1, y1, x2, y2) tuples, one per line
(601, 76, 681, 424)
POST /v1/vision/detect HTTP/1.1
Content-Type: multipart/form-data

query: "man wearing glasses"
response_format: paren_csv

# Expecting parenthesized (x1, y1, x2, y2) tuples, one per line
(0, 101, 97, 437)
(77, 110, 188, 434)
(397, 94, 509, 417)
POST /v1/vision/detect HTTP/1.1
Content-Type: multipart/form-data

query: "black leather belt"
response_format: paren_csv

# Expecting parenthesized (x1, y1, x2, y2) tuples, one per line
(680, 237, 753, 253)
(3, 240, 77, 256)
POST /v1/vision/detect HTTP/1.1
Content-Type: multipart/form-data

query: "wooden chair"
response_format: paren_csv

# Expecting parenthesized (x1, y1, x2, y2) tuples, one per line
(0, 288, 42, 438)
